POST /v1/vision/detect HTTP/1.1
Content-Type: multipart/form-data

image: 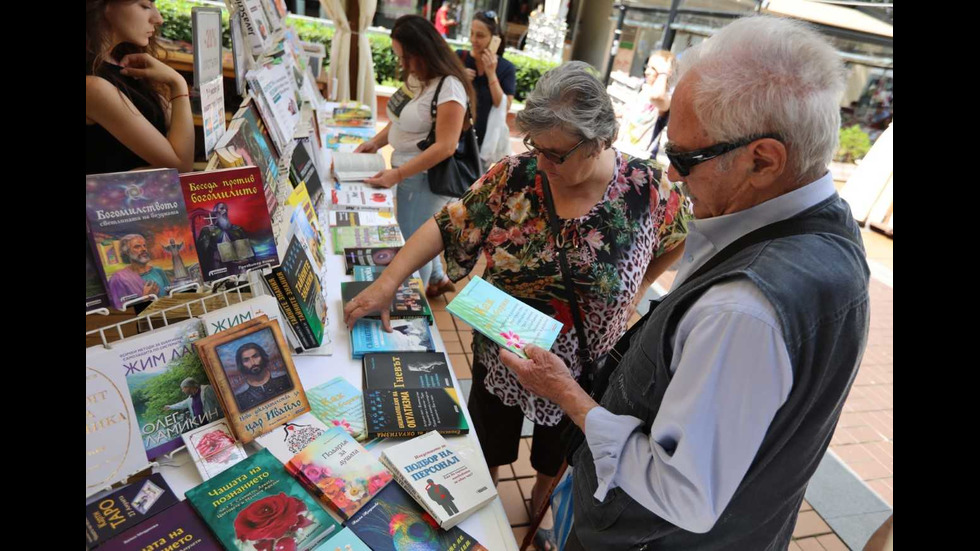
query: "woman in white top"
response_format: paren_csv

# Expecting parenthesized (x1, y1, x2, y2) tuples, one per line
(354, 15, 476, 297)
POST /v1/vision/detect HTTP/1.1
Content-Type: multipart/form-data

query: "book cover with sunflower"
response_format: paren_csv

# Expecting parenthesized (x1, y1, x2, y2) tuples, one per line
(185, 449, 339, 551)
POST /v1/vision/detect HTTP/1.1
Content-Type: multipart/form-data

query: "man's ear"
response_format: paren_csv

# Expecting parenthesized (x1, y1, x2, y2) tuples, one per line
(747, 138, 787, 189)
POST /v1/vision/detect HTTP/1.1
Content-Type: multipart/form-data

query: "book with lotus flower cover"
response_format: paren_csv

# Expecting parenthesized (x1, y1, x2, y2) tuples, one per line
(285, 427, 394, 520)
(306, 377, 369, 442)
(185, 448, 339, 551)
(347, 484, 487, 551)
(446, 275, 563, 359)
(181, 418, 248, 480)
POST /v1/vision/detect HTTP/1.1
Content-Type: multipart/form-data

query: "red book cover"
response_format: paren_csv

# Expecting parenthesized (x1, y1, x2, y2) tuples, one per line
(180, 167, 279, 282)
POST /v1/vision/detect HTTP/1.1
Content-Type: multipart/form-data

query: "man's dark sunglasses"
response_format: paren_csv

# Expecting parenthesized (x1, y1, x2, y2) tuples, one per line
(523, 136, 587, 165)
(665, 134, 783, 176)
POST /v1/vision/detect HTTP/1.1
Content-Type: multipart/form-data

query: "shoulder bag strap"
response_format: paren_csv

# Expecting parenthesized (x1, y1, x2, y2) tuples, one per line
(427, 76, 474, 143)
(538, 171, 593, 372)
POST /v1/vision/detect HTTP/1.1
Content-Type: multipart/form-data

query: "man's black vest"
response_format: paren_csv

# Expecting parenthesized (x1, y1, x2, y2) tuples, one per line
(571, 194, 870, 550)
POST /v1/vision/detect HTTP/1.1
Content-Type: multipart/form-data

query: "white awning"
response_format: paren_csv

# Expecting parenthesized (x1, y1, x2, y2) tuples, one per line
(761, 0, 892, 38)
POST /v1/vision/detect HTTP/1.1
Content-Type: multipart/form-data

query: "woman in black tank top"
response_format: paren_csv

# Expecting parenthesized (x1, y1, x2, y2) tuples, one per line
(86, 0, 195, 174)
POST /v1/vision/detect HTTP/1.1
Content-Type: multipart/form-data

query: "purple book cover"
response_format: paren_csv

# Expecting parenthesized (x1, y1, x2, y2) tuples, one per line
(85, 169, 203, 310)
(98, 501, 222, 551)
(84, 473, 179, 549)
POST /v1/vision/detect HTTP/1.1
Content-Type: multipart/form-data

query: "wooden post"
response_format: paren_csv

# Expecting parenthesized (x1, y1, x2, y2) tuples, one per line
(347, 0, 360, 102)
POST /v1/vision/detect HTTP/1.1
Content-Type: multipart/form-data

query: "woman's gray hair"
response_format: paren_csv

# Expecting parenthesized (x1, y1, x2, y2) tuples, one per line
(675, 15, 846, 180)
(516, 61, 618, 156)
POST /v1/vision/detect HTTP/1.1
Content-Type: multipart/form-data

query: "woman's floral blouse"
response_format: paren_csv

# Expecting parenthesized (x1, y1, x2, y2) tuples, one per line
(435, 149, 691, 425)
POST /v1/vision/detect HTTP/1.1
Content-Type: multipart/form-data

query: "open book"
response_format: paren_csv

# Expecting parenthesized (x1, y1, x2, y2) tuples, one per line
(332, 152, 386, 182)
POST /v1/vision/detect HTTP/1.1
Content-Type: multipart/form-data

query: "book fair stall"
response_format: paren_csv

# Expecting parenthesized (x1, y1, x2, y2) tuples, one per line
(85, 2, 520, 549)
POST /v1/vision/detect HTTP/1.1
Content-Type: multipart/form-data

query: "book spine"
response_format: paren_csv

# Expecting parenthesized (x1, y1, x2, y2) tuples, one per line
(274, 269, 319, 347)
(263, 272, 314, 349)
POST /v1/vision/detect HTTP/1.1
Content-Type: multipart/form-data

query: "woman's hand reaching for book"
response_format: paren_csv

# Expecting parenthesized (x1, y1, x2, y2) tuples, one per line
(354, 140, 379, 154)
(344, 280, 397, 332)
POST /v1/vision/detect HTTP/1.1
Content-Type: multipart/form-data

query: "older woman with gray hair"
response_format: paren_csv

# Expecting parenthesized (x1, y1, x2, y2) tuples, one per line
(343, 60, 690, 549)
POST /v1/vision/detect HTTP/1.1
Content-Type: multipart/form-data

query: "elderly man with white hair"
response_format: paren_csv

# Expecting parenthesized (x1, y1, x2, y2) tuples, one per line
(501, 15, 870, 549)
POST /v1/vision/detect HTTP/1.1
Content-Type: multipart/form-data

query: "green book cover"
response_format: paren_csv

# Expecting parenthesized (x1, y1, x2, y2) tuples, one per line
(446, 276, 563, 359)
(279, 235, 326, 346)
(331, 226, 404, 255)
(307, 377, 368, 442)
(185, 448, 340, 551)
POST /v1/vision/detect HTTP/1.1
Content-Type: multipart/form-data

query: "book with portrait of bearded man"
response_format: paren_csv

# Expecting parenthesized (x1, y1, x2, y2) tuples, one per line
(193, 316, 310, 444)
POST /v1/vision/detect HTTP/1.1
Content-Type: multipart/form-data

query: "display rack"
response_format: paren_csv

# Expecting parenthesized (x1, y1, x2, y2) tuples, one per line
(85, 280, 253, 347)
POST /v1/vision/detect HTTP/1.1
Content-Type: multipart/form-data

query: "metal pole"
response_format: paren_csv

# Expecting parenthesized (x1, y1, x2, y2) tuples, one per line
(603, 4, 627, 85)
(660, 0, 682, 51)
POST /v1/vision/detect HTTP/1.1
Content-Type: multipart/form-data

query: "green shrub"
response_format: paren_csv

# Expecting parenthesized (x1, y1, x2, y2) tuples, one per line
(835, 124, 873, 163)
(156, 1, 557, 98)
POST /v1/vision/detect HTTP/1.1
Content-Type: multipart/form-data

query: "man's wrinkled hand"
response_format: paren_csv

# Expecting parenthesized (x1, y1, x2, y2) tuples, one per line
(499, 344, 576, 403)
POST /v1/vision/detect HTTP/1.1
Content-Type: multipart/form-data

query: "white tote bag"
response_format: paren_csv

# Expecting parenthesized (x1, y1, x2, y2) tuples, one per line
(480, 99, 512, 166)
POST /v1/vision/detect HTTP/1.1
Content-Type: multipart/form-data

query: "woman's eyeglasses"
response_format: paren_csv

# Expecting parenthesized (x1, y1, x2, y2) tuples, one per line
(523, 136, 587, 165)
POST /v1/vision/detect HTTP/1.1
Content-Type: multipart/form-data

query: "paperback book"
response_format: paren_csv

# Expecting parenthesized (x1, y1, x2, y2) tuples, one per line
(330, 182, 394, 212)
(447, 275, 563, 359)
(180, 166, 279, 282)
(215, 116, 281, 217)
(267, 235, 327, 348)
(103, 319, 222, 459)
(85, 473, 179, 549)
(346, 484, 487, 551)
(363, 387, 469, 438)
(343, 246, 401, 275)
(86, 345, 145, 498)
(86, 235, 109, 311)
(313, 527, 370, 551)
(254, 412, 331, 464)
(289, 139, 324, 204)
(182, 418, 249, 480)
(330, 225, 405, 255)
(349, 318, 435, 360)
(285, 427, 393, 520)
(342, 279, 432, 323)
(323, 103, 374, 128)
(307, 377, 369, 442)
(380, 431, 497, 529)
(86, 169, 203, 310)
(332, 152, 386, 182)
(327, 210, 397, 227)
(97, 501, 222, 551)
(351, 265, 387, 281)
(246, 64, 301, 155)
(321, 126, 375, 153)
(362, 352, 453, 390)
(185, 448, 340, 551)
(201, 293, 305, 354)
(286, 203, 326, 271)
(193, 317, 311, 444)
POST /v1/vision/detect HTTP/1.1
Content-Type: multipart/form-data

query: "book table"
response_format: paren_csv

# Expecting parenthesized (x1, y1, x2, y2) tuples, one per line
(156, 251, 520, 551)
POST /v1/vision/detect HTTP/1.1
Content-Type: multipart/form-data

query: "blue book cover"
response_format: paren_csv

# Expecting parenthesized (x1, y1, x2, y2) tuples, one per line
(446, 276, 563, 359)
(313, 527, 370, 551)
(350, 318, 435, 360)
(307, 377, 368, 442)
(347, 484, 487, 551)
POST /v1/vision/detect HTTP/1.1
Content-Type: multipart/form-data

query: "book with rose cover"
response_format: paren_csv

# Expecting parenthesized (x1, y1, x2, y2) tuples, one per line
(97, 501, 222, 551)
(446, 275, 563, 359)
(346, 484, 487, 551)
(380, 431, 498, 529)
(85, 473, 179, 549)
(181, 419, 248, 480)
(285, 427, 394, 520)
(185, 448, 340, 551)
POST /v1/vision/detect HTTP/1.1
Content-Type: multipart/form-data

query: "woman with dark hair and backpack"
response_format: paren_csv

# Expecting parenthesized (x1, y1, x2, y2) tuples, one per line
(86, 0, 195, 174)
(353, 15, 476, 298)
(457, 11, 516, 153)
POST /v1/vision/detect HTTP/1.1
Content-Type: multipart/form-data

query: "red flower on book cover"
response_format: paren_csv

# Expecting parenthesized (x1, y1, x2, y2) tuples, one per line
(195, 429, 236, 463)
(234, 493, 311, 545)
